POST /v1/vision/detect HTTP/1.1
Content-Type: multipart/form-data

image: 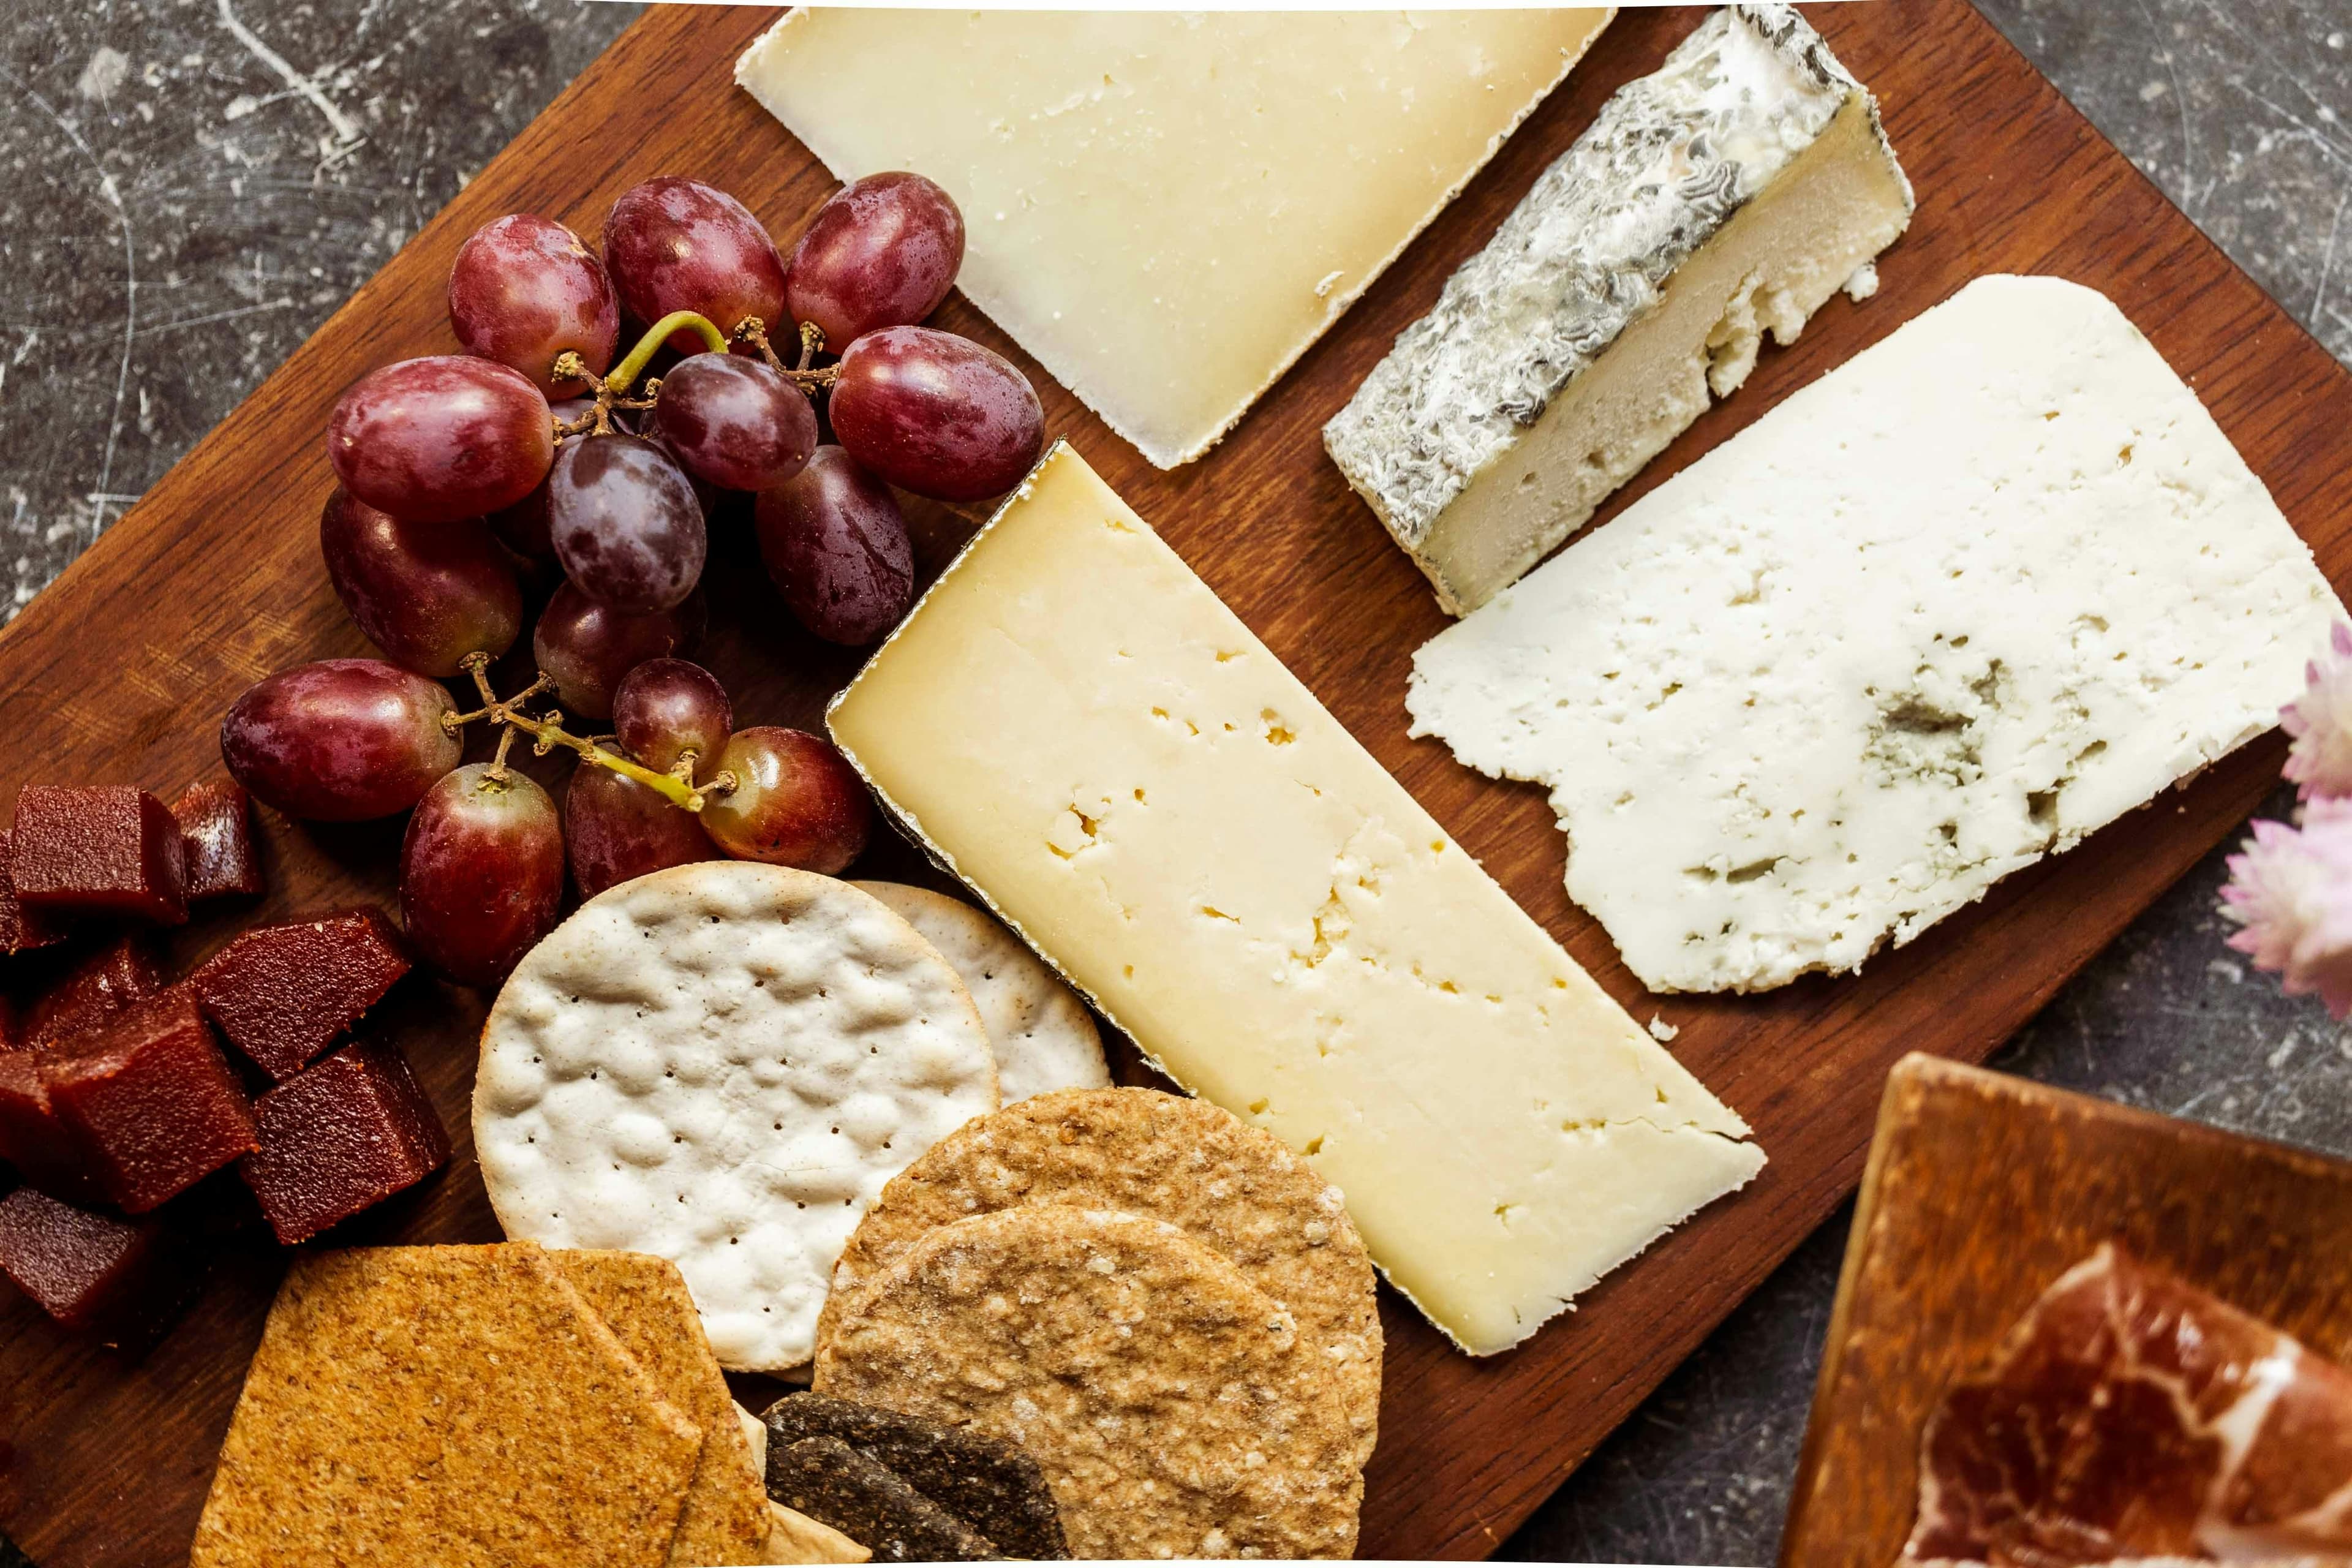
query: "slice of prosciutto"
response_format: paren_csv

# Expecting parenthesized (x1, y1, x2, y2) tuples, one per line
(1903, 1243, 2352, 1566)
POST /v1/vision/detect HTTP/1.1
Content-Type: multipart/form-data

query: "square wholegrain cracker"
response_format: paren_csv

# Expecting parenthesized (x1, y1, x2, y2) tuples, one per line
(192, 1242, 703, 1568)
(554, 1250, 772, 1567)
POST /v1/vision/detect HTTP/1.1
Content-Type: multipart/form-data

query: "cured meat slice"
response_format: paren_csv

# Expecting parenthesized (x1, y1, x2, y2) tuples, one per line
(1905, 1245, 2352, 1566)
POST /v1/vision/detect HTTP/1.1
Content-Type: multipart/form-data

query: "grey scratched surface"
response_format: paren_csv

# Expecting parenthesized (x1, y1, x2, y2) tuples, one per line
(0, 2, 2347, 1564)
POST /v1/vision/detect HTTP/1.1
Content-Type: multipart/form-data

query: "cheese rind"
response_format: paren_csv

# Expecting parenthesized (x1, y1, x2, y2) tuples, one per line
(1408, 275, 2346, 994)
(736, 9, 1613, 470)
(1325, 4, 1914, 615)
(827, 443, 1762, 1355)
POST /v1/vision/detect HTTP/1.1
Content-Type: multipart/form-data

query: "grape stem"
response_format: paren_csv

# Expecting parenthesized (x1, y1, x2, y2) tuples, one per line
(551, 312, 833, 443)
(447, 652, 735, 812)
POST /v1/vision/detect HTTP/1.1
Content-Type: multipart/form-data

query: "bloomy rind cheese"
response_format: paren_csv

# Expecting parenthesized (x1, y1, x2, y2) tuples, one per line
(827, 442, 1764, 1355)
(1325, 4, 1914, 614)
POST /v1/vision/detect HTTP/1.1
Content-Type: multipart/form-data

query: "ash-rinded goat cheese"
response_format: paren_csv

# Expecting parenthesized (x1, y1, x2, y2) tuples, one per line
(1408, 275, 2345, 995)
(1326, 4, 1914, 616)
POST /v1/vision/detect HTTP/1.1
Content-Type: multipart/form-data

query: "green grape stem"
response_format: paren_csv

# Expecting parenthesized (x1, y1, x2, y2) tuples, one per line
(449, 653, 731, 812)
(551, 312, 832, 443)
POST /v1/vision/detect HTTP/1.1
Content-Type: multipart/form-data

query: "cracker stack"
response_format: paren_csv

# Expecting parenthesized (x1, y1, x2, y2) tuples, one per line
(190, 1242, 769, 1567)
(813, 1088, 1379, 1559)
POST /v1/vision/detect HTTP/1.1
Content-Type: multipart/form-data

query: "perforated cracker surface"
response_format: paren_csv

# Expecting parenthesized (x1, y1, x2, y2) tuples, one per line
(853, 882, 1109, 1103)
(476, 864, 1000, 1371)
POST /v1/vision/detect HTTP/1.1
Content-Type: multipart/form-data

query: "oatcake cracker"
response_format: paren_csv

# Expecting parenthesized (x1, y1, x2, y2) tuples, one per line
(818, 1087, 1381, 1464)
(852, 882, 1109, 1102)
(764, 1392, 1068, 1559)
(191, 1242, 703, 1568)
(816, 1208, 1362, 1559)
(477, 863, 1000, 1372)
(552, 1250, 771, 1567)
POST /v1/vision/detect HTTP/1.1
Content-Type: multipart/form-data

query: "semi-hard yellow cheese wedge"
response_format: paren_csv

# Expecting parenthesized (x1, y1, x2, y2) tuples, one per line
(827, 443, 1763, 1355)
(736, 10, 1613, 470)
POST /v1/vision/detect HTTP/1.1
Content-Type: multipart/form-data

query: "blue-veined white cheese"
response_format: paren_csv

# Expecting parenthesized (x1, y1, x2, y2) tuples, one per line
(1325, 4, 1914, 615)
(736, 10, 1613, 470)
(1408, 276, 2346, 994)
(827, 443, 1763, 1355)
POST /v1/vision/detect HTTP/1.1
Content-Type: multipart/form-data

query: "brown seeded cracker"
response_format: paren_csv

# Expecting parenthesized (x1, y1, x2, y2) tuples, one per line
(818, 1087, 1381, 1464)
(191, 1242, 703, 1568)
(815, 1207, 1363, 1559)
(554, 1250, 772, 1567)
(768, 1435, 997, 1562)
(764, 1392, 1068, 1559)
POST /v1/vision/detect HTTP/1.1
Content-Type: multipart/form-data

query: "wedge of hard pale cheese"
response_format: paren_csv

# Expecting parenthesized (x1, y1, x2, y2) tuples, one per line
(736, 10, 1613, 470)
(1327, 4, 1913, 616)
(1409, 275, 2345, 995)
(828, 442, 1762, 1356)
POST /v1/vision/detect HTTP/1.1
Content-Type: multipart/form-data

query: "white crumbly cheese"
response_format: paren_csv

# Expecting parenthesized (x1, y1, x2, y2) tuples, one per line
(829, 443, 1763, 1355)
(1324, 4, 1914, 616)
(737, 9, 1612, 470)
(1408, 276, 2345, 995)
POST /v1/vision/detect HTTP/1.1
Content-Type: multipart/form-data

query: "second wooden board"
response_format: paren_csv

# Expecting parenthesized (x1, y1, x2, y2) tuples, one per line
(1782, 1055, 2352, 1564)
(1, 3, 2348, 1562)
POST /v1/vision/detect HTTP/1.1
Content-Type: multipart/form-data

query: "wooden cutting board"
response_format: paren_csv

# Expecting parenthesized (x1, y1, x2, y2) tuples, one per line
(1780, 1055, 2352, 1564)
(2, 3, 2348, 1562)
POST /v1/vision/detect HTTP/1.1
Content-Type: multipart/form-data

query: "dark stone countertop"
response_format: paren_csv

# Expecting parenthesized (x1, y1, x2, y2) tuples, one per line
(2, 2, 2348, 1564)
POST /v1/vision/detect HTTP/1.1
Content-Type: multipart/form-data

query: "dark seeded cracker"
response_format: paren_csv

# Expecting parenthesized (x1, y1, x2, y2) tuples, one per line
(768, 1434, 998, 1562)
(764, 1393, 1068, 1560)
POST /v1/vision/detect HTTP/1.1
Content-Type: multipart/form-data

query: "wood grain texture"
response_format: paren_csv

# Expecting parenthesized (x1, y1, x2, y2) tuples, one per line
(1780, 1055, 2352, 1565)
(1, 3, 2348, 1563)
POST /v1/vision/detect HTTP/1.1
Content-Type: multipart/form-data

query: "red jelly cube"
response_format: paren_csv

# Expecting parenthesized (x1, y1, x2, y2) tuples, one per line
(0, 1186, 202, 1345)
(170, 780, 263, 903)
(24, 935, 164, 1049)
(239, 1040, 449, 1245)
(189, 908, 410, 1082)
(10, 786, 187, 925)
(42, 991, 256, 1213)
(0, 1052, 102, 1204)
(0, 829, 66, 956)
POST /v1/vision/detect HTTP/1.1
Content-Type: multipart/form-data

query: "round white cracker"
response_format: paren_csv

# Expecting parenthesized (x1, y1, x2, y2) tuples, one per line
(475, 862, 1000, 1372)
(852, 881, 1109, 1103)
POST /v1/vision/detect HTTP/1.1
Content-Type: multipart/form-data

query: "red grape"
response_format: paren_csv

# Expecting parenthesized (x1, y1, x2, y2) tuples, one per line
(533, 581, 705, 720)
(753, 448, 913, 646)
(564, 765, 718, 900)
(828, 326, 1044, 502)
(221, 659, 462, 821)
(649, 354, 816, 492)
(487, 395, 594, 562)
(784, 173, 965, 350)
(603, 178, 788, 349)
(327, 356, 554, 524)
(612, 658, 733, 778)
(547, 433, 707, 614)
(399, 764, 564, 986)
(321, 489, 523, 677)
(448, 214, 620, 395)
(699, 727, 871, 873)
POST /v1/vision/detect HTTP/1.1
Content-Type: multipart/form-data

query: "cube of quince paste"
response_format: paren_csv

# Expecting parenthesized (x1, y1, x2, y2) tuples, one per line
(10, 786, 187, 925)
(42, 990, 256, 1213)
(0, 1186, 203, 1344)
(239, 1041, 449, 1245)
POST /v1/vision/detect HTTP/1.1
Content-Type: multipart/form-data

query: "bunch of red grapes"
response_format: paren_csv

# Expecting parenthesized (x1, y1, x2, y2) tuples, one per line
(219, 173, 1043, 987)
